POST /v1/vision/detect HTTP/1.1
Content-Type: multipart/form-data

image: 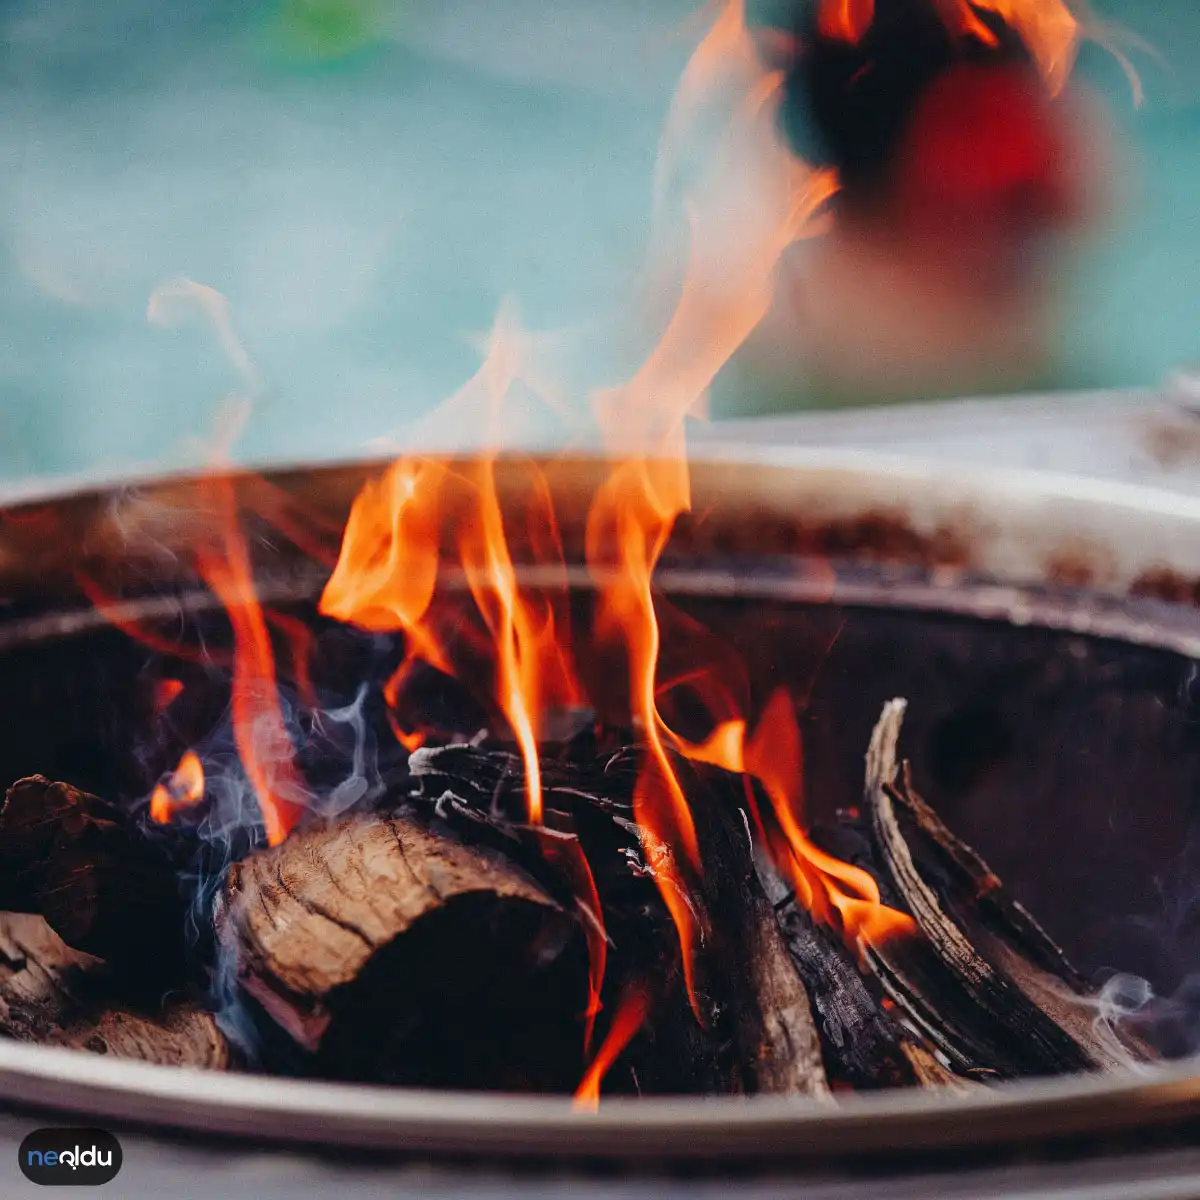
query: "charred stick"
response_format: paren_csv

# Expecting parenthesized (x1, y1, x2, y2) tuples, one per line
(883, 764, 1087, 991)
(897, 1039, 979, 1092)
(756, 853, 916, 1090)
(883, 762, 1155, 1069)
(681, 772, 828, 1099)
(406, 749, 729, 1095)
(863, 701, 1106, 1077)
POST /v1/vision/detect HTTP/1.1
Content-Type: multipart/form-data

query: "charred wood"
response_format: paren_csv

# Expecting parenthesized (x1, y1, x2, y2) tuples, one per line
(884, 764, 1154, 1069)
(884, 761, 1087, 991)
(681, 770, 828, 1099)
(755, 853, 915, 1090)
(862, 701, 1146, 1077)
(0, 777, 192, 992)
(406, 741, 828, 1097)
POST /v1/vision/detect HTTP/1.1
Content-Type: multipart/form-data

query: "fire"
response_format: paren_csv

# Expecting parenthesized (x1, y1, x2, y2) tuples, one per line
(539, 833, 608, 1054)
(746, 691, 916, 950)
(265, 609, 319, 710)
(195, 474, 307, 847)
(458, 453, 550, 825)
(113, 0, 919, 1075)
(320, 320, 582, 827)
(313, 0, 905, 1025)
(818, 0, 875, 43)
(966, 1, 1081, 93)
(76, 571, 232, 669)
(573, 983, 652, 1109)
(318, 318, 604, 1031)
(150, 750, 205, 824)
(153, 678, 185, 715)
(670, 688, 915, 954)
(817, 0, 1082, 94)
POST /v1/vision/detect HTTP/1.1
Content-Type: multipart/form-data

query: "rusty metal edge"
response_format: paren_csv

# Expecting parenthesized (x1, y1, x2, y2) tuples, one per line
(7, 445, 1200, 598)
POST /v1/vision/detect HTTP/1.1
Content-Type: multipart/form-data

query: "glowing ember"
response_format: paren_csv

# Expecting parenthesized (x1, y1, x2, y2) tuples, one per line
(150, 750, 205, 824)
(573, 984, 652, 1109)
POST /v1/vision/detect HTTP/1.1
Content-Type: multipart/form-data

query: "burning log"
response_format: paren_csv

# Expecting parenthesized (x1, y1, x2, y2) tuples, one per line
(755, 855, 925, 1091)
(0, 705, 1158, 1095)
(0, 777, 192, 993)
(683, 778, 828, 1098)
(0, 913, 229, 1069)
(405, 741, 829, 1098)
(858, 700, 1149, 1077)
(216, 809, 592, 1090)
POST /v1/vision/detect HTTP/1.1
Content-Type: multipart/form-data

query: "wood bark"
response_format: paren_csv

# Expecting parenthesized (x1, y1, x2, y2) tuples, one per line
(887, 767, 1156, 1070)
(861, 700, 1151, 1078)
(0, 912, 228, 1068)
(682, 776, 828, 1099)
(217, 809, 591, 1090)
(885, 761, 1087, 991)
(0, 701, 1160, 1095)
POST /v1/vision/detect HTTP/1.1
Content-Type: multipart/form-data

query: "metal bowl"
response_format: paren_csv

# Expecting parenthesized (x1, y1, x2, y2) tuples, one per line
(0, 444, 1198, 1162)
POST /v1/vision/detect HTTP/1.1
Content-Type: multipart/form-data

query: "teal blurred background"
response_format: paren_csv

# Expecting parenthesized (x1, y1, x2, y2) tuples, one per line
(0, 0, 1194, 481)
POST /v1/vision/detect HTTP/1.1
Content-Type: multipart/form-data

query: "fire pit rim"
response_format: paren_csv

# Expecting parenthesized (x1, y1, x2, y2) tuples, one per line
(0, 1039, 1197, 1160)
(2, 450, 1200, 1157)
(6, 442, 1200, 606)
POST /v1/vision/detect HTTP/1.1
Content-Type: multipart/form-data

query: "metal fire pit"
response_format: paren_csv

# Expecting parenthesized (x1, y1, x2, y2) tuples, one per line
(0, 444, 1199, 1170)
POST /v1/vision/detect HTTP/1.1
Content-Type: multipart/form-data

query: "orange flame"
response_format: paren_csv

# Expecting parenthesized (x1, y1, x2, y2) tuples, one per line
(153, 678, 185, 715)
(316, 0, 861, 1018)
(538, 832, 608, 1053)
(76, 571, 232, 668)
(670, 688, 915, 955)
(195, 476, 306, 847)
(573, 983, 652, 1109)
(459, 454, 548, 825)
(818, 0, 876, 42)
(102, 0, 919, 1050)
(320, 322, 581, 827)
(320, 458, 449, 651)
(150, 750, 205, 824)
(952, 1, 1081, 93)
(266, 609, 319, 710)
(585, 0, 832, 1009)
(317, 319, 602, 1039)
(747, 690, 916, 950)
